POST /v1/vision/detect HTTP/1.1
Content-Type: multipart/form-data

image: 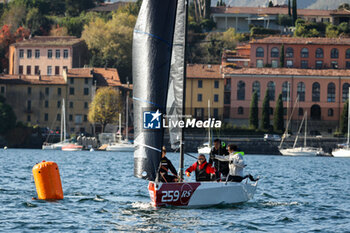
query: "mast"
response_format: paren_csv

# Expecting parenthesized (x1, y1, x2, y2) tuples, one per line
(208, 99, 211, 147)
(60, 100, 63, 142)
(63, 99, 66, 142)
(347, 87, 350, 148)
(304, 111, 307, 148)
(119, 113, 122, 141)
(126, 85, 129, 141)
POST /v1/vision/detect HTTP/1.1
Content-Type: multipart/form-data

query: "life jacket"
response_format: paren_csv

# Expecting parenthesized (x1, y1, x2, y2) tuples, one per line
(159, 158, 169, 174)
(235, 151, 245, 156)
(195, 162, 211, 182)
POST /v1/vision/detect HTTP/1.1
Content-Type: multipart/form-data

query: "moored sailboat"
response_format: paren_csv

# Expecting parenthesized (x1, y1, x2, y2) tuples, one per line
(133, 0, 257, 208)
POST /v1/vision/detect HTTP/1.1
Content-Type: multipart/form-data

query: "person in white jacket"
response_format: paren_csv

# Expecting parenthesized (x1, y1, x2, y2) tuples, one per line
(215, 144, 258, 182)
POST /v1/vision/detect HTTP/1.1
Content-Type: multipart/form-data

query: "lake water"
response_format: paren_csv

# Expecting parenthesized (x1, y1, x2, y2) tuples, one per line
(1, 149, 350, 232)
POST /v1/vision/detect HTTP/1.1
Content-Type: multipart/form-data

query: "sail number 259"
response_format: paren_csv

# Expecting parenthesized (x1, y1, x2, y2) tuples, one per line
(161, 190, 180, 202)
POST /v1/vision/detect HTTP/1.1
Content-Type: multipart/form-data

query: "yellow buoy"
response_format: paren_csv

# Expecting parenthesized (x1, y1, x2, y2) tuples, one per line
(32, 161, 63, 200)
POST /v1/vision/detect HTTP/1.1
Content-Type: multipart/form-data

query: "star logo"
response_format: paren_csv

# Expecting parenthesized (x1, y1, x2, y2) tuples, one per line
(143, 110, 162, 129)
(150, 110, 162, 122)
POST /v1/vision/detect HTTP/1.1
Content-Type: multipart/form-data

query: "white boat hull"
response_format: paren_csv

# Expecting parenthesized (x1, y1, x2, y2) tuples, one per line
(148, 181, 257, 208)
(332, 148, 350, 157)
(106, 143, 134, 152)
(279, 147, 323, 156)
(197, 146, 211, 154)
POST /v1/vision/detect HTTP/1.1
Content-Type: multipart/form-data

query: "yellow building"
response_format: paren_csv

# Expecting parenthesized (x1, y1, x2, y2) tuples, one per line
(186, 64, 225, 120)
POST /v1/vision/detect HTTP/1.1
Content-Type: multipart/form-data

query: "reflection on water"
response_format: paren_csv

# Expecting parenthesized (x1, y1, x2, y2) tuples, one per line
(1, 149, 350, 232)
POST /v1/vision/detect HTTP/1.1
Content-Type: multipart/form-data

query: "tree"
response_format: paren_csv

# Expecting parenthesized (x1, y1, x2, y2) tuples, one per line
(65, 0, 95, 17)
(88, 87, 123, 133)
(338, 3, 350, 10)
(261, 90, 270, 131)
(273, 93, 284, 132)
(288, 0, 291, 16)
(340, 100, 349, 135)
(249, 91, 259, 129)
(49, 24, 69, 36)
(292, 0, 297, 26)
(277, 14, 293, 27)
(0, 97, 16, 134)
(25, 7, 51, 36)
(326, 24, 339, 38)
(280, 44, 284, 68)
(268, 1, 274, 7)
(0, 3, 26, 31)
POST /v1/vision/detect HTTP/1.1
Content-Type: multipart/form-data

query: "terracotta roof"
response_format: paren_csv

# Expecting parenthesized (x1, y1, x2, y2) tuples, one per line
(211, 6, 337, 17)
(89, 2, 131, 12)
(13, 36, 84, 47)
(186, 64, 223, 79)
(93, 68, 122, 87)
(67, 68, 93, 78)
(224, 67, 350, 77)
(250, 36, 350, 45)
(0, 74, 65, 85)
(330, 9, 350, 15)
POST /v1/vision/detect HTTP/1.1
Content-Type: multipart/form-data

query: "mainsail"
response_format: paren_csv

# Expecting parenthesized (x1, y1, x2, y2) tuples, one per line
(133, 0, 178, 181)
(167, 0, 187, 150)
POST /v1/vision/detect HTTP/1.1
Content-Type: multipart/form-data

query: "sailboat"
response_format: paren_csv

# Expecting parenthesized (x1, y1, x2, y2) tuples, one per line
(197, 100, 212, 154)
(133, 0, 257, 208)
(332, 87, 350, 157)
(42, 99, 69, 150)
(279, 111, 324, 156)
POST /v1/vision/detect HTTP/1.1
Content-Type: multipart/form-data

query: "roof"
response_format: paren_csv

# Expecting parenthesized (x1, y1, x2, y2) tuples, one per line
(0, 75, 65, 85)
(211, 6, 340, 17)
(89, 2, 131, 12)
(186, 64, 223, 79)
(12, 36, 84, 47)
(250, 36, 350, 45)
(93, 68, 122, 87)
(67, 68, 93, 78)
(224, 67, 350, 77)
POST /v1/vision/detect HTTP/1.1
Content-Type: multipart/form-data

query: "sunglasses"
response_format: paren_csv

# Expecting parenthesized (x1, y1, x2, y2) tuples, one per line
(198, 158, 205, 161)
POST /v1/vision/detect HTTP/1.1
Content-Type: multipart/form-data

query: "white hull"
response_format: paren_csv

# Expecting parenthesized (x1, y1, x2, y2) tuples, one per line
(42, 141, 70, 150)
(148, 181, 257, 207)
(106, 143, 134, 152)
(332, 148, 350, 157)
(61, 148, 82, 151)
(197, 146, 211, 154)
(279, 147, 323, 156)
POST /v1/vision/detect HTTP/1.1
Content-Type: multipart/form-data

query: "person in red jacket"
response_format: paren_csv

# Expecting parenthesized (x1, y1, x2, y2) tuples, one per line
(185, 154, 216, 182)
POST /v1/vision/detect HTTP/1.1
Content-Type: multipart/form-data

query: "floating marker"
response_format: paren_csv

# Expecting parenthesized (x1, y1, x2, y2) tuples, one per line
(32, 161, 63, 200)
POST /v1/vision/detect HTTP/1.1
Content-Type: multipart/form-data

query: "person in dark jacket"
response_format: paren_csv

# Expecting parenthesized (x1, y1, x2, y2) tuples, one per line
(209, 139, 229, 179)
(185, 154, 216, 182)
(156, 146, 179, 183)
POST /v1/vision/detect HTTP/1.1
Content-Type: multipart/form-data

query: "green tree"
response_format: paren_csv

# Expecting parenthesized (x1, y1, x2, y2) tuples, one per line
(326, 24, 339, 38)
(277, 14, 293, 27)
(273, 93, 284, 132)
(25, 7, 51, 35)
(88, 87, 123, 132)
(292, 0, 297, 26)
(249, 91, 259, 129)
(261, 90, 270, 131)
(340, 100, 349, 135)
(280, 44, 284, 67)
(268, 1, 274, 7)
(0, 96, 16, 134)
(65, 0, 95, 17)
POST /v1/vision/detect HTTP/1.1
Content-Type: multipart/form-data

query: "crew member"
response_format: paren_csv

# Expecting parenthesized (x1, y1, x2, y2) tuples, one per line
(209, 139, 229, 178)
(214, 144, 258, 182)
(185, 154, 216, 182)
(156, 146, 179, 183)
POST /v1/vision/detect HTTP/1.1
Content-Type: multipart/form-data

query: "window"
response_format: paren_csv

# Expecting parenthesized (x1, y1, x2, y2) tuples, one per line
(35, 66, 39, 75)
(84, 115, 88, 122)
(0, 86, 5, 94)
(27, 115, 31, 122)
(214, 94, 219, 102)
(283, 107, 287, 116)
(57, 114, 61, 121)
(195, 108, 204, 119)
(19, 49, 24, 58)
(19, 66, 23, 74)
(26, 66, 31, 75)
(27, 49, 32, 58)
(44, 113, 48, 121)
(256, 47, 264, 57)
(270, 107, 274, 115)
(48, 49, 52, 58)
(56, 50, 60, 58)
(69, 114, 73, 121)
(328, 108, 334, 117)
(252, 81, 260, 100)
(84, 88, 89, 95)
(213, 109, 218, 118)
(45, 87, 49, 95)
(55, 66, 60, 75)
(331, 61, 338, 69)
(57, 88, 61, 96)
(63, 49, 68, 58)
(346, 61, 350, 69)
(47, 66, 52, 75)
(286, 47, 294, 58)
(298, 108, 304, 116)
(301, 60, 308, 69)
(237, 106, 244, 115)
(286, 60, 293, 68)
(282, 82, 290, 101)
(346, 49, 350, 59)
(312, 82, 320, 102)
(70, 78, 74, 84)
(271, 60, 278, 68)
(316, 48, 323, 58)
(85, 78, 89, 84)
(57, 100, 61, 108)
(198, 80, 202, 88)
(301, 48, 309, 58)
(35, 49, 40, 58)
(271, 47, 279, 57)
(214, 80, 219, 88)
(69, 87, 74, 95)
(197, 94, 202, 102)
(75, 115, 82, 124)
(69, 101, 73, 108)
(84, 102, 88, 109)
(331, 48, 339, 58)
(297, 82, 305, 102)
(327, 82, 335, 102)
(343, 83, 350, 102)
(27, 100, 31, 111)
(316, 61, 323, 69)
(237, 81, 245, 100)
(45, 100, 48, 108)
(256, 59, 263, 68)
(27, 87, 31, 95)
(267, 81, 275, 101)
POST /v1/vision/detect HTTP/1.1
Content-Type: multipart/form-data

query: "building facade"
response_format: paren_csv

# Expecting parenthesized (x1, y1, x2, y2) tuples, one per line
(186, 64, 225, 120)
(9, 36, 88, 76)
